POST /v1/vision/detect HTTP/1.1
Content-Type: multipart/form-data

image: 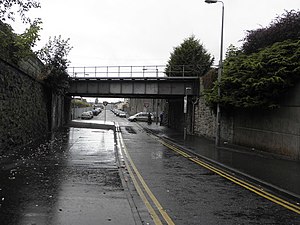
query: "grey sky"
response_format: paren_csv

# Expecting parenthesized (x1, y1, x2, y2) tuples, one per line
(13, 0, 299, 68)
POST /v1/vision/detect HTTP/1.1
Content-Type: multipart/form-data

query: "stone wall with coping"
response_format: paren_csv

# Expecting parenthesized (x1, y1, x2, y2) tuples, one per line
(0, 58, 51, 152)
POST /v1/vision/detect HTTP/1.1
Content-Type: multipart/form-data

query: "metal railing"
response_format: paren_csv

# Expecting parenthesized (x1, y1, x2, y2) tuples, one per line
(67, 65, 201, 78)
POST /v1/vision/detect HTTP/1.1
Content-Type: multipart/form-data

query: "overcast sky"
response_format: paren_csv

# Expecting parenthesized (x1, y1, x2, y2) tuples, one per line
(13, 0, 299, 67)
(10, 0, 300, 102)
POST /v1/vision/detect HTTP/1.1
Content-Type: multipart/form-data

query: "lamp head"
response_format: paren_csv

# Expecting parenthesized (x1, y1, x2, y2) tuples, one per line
(205, 0, 218, 3)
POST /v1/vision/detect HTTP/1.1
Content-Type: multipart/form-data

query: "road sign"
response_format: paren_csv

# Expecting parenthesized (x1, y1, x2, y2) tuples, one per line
(144, 102, 149, 108)
(103, 101, 108, 106)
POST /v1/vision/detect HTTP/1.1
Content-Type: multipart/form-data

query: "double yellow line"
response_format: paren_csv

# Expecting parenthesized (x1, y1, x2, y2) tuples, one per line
(157, 138, 300, 215)
(116, 130, 175, 225)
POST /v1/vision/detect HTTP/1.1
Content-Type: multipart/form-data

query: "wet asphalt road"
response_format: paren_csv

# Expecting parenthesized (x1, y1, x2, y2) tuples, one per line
(109, 111, 300, 224)
(1, 110, 300, 224)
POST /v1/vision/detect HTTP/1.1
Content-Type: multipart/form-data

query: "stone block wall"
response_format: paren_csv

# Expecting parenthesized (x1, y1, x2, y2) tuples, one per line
(194, 96, 216, 139)
(127, 98, 165, 117)
(18, 56, 44, 79)
(0, 58, 51, 151)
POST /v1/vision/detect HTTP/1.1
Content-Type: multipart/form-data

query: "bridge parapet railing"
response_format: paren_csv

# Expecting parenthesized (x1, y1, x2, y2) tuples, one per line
(67, 65, 200, 78)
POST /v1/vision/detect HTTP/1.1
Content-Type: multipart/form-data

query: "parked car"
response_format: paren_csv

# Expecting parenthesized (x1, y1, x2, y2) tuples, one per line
(87, 111, 94, 118)
(114, 109, 123, 116)
(114, 109, 120, 116)
(92, 108, 101, 116)
(81, 111, 93, 119)
(118, 111, 127, 118)
(128, 112, 154, 122)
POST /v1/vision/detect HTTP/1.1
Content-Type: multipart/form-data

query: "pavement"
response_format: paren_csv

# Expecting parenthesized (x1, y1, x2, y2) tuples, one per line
(0, 124, 148, 225)
(139, 123, 300, 202)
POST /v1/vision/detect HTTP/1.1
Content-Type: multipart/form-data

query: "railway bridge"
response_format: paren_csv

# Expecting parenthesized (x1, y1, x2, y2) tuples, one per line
(67, 65, 200, 98)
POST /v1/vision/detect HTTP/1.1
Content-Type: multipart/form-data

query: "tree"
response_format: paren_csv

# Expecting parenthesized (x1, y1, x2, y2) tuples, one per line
(0, 19, 41, 63)
(0, 0, 40, 23)
(242, 10, 300, 54)
(165, 35, 214, 77)
(205, 39, 300, 108)
(37, 36, 73, 94)
(0, 0, 42, 63)
(204, 10, 300, 109)
(72, 99, 91, 108)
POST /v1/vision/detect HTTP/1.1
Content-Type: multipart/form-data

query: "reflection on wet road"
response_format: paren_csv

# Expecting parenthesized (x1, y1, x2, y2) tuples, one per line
(0, 127, 135, 225)
(1, 109, 300, 225)
(115, 113, 300, 224)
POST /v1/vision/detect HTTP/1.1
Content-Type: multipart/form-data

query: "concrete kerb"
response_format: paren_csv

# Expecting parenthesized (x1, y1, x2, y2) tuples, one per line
(142, 127, 300, 204)
(67, 120, 116, 131)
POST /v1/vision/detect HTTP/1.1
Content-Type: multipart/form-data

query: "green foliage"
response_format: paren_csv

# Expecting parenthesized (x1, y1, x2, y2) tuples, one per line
(37, 35, 73, 94)
(0, 0, 41, 23)
(14, 19, 41, 58)
(0, 19, 41, 63)
(205, 40, 300, 108)
(205, 10, 300, 109)
(165, 35, 214, 77)
(0, 22, 15, 58)
(242, 10, 300, 54)
(72, 99, 91, 108)
(202, 68, 217, 90)
(0, 1, 42, 63)
(0, 1, 73, 97)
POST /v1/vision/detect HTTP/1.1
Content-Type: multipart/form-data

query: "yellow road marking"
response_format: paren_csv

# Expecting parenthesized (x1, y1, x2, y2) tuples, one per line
(156, 137, 300, 215)
(117, 131, 175, 225)
(116, 131, 163, 225)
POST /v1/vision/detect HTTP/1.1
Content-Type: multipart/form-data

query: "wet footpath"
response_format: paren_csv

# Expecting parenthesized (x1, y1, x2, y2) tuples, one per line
(141, 123, 300, 202)
(0, 126, 142, 225)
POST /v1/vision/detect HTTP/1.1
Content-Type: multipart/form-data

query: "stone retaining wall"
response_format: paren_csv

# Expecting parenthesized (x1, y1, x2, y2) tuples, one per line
(0, 58, 51, 152)
(232, 83, 300, 160)
(193, 77, 300, 160)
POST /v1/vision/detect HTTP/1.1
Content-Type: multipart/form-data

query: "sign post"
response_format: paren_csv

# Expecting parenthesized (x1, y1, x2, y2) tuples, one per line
(184, 87, 191, 141)
(103, 101, 108, 122)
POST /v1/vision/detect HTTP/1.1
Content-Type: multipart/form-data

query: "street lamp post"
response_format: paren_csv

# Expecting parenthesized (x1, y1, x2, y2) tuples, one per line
(205, 0, 224, 147)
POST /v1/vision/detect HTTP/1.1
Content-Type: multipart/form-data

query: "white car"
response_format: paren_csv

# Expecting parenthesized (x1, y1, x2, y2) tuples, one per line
(81, 111, 93, 119)
(118, 111, 127, 118)
(128, 112, 154, 122)
(87, 111, 94, 118)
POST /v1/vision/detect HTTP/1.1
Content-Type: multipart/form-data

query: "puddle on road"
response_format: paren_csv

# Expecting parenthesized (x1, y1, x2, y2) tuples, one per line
(123, 126, 137, 134)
